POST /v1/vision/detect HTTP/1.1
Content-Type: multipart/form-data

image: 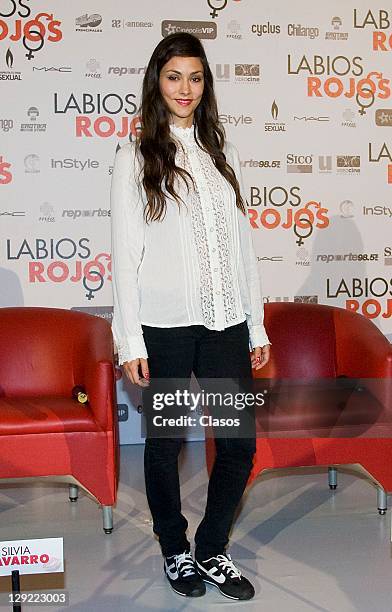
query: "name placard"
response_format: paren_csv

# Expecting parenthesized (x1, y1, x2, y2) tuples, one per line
(0, 538, 63, 576)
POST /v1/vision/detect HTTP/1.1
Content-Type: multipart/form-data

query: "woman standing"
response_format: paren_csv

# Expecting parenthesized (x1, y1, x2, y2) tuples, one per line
(111, 32, 270, 600)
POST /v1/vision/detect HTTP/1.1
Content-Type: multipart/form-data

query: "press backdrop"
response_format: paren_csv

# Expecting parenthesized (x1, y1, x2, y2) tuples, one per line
(1, 0, 391, 443)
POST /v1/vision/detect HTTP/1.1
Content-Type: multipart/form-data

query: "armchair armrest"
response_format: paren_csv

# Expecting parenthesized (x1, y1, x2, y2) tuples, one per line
(84, 359, 116, 430)
(334, 310, 392, 412)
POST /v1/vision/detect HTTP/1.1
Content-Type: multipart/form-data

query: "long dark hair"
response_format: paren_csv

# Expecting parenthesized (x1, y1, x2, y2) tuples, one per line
(136, 32, 246, 223)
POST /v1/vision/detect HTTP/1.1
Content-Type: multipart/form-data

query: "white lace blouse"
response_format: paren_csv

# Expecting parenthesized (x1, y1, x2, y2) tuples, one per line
(110, 123, 270, 365)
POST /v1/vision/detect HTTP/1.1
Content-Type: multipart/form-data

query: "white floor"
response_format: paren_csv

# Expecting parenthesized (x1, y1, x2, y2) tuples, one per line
(0, 441, 391, 611)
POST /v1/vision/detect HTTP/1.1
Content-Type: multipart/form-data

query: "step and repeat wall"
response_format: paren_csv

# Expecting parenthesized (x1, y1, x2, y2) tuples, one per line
(1, 1, 391, 443)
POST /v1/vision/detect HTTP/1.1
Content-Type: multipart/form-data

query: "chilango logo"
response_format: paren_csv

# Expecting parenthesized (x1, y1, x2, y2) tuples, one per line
(6, 237, 112, 286)
(0, 1, 62, 59)
(327, 276, 392, 319)
(53, 92, 140, 139)
(288, 54, 390, 101)
(246, 185, 329, 244)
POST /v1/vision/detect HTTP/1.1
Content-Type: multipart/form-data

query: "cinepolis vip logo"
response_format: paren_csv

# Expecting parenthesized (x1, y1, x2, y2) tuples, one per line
(376, 109, 392, 126)
(162, 20, 217, 39)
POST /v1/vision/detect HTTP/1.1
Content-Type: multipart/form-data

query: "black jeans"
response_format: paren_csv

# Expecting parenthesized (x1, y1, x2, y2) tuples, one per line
(141, 320, 256, 561)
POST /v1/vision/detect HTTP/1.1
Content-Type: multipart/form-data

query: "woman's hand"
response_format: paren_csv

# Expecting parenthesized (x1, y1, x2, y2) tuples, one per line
(251, 344, 270, 370)
(123, 358, 150, 387)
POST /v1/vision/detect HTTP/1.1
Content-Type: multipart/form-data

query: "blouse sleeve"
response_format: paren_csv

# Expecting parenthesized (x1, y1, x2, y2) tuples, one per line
(226, 141, 271, 349)
(110, 143, 148, 364)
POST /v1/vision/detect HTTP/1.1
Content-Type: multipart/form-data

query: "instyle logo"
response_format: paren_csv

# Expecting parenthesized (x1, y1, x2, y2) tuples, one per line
(219, 113, 253, 126)
(162, 21, 217, 39)
(51, 158, 100, 171)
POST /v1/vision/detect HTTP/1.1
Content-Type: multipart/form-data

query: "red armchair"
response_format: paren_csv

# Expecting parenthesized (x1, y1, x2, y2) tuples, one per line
(0, 306, 119, 533)
(205, 302, 392, 512)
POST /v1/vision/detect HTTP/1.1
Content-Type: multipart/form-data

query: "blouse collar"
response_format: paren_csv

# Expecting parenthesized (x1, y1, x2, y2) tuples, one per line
(169, 122, 196, 147)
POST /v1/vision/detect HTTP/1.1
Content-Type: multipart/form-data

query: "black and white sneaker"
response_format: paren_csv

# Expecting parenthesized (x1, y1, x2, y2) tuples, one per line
(164, 551, 206, 597)
(196, 552, 255, 600)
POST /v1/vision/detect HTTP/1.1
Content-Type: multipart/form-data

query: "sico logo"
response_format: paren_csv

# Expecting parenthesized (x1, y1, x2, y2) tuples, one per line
(0, 156, 12, 184)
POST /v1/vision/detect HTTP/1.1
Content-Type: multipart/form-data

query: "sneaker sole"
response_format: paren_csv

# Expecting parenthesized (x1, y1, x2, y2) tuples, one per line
(199, 576, 254, 601)
(165, 574, 206, 598)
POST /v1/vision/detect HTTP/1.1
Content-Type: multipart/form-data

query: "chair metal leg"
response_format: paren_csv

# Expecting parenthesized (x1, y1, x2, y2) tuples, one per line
(102, 506, 113, 534)
(69, 484, 79, 502)
(377, 487, 387, 515)
(328, 467, 337, 490)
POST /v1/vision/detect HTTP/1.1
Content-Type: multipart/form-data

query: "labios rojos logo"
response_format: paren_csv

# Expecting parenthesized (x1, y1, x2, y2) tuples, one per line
(0, 156, 12, 184)
(54, 92, 141, 139)
(288, 54, 391, 102)
(0, 1, 62, 59)
(6, 237, 112, 287)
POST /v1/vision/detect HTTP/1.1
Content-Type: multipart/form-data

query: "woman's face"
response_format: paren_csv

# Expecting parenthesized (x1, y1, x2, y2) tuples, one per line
(159, 55, 205, 128)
